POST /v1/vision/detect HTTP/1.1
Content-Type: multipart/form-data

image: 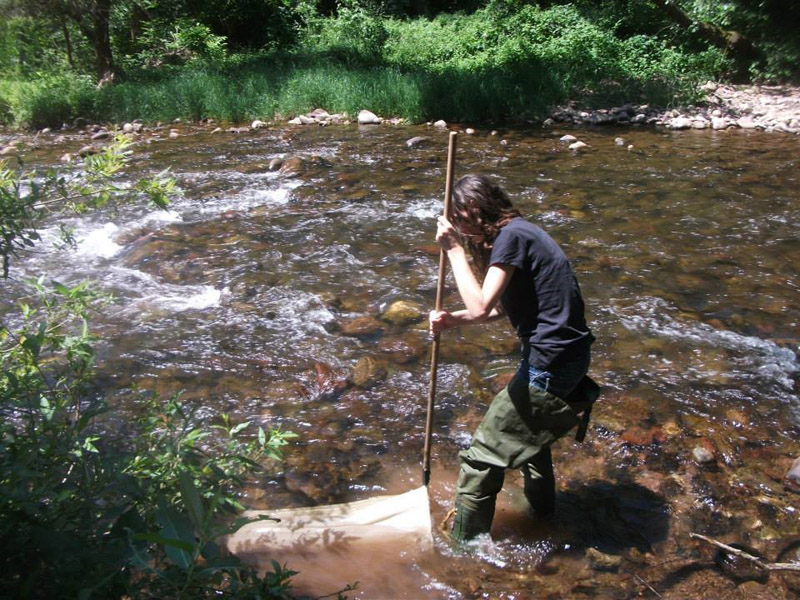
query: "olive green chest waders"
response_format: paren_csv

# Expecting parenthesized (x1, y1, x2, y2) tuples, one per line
(452, 374, 599, 541)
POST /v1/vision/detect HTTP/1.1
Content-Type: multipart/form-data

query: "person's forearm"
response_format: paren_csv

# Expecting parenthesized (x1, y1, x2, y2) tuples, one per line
(449, 307, 505, 326)
(447, 247, 494, 319)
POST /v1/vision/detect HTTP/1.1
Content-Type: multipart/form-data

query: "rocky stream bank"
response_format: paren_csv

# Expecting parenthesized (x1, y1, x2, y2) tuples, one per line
(1, 83, 800, 161)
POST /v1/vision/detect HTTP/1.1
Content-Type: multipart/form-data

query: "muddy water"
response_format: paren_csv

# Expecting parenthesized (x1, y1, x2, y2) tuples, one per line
(4, 123, 799, 598)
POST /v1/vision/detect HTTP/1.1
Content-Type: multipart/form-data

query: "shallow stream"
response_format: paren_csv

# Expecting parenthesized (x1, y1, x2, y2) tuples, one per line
(3, 122, 799, 598)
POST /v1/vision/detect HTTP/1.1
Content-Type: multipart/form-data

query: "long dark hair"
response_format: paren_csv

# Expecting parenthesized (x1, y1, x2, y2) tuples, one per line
(450, 174, 521, 275)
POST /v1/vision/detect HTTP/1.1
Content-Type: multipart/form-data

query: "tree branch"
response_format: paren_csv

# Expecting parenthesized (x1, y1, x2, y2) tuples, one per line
(690, 533, 800, 572)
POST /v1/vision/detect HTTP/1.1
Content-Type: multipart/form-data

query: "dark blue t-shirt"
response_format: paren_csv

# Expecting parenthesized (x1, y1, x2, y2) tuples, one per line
(489, 218, 593, 368)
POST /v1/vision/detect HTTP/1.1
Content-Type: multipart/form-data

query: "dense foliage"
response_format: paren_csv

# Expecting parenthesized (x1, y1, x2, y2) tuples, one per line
(0, 0, 797, 126)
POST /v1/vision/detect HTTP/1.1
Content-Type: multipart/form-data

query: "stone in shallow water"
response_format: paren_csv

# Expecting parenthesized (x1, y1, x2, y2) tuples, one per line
(358, 110, 381, 125)
(278, 156, 305, 178)
(785, 456, 800, 493)
(339, 315, 383, 337)
(621, 426, 665, 446)
(377, 334, 426, 364)
(692, 445, 715, 464)
(776, 539, 800, 593)
(381, 299, 425, 325)
(569, 141, 588, 152)
(586, 547, 622, 572)
(668, 117, 692, 130)
(349, 356, 387, 389)
(406, 136, 429, 148)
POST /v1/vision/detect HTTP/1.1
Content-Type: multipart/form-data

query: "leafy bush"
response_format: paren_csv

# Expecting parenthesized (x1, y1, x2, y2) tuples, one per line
(383, 3, 728, 110)
(170, 20, 228, 61)
(300, 1, 389, 66)
(123, 18, 228, 70)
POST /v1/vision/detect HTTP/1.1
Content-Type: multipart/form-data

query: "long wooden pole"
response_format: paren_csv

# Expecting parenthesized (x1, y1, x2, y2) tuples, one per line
(423, 131, 457, 487)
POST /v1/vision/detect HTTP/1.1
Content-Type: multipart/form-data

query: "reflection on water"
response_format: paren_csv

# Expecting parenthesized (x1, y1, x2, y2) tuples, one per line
(5, 124, 799, 598)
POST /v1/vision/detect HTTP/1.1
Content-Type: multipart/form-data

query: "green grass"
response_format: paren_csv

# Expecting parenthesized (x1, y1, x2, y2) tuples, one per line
(0, 4, 730, 129)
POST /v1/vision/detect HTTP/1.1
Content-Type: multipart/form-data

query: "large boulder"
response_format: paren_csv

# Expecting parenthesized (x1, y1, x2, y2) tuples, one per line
(667, 117, 692, 130)
(358, 110, 382, 125)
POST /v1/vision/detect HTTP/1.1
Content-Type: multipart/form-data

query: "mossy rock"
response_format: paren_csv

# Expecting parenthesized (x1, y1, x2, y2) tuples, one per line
(381, 299, 425, 326)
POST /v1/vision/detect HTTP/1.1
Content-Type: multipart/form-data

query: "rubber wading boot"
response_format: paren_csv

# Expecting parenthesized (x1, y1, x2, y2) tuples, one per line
(451, 501, 494, 542)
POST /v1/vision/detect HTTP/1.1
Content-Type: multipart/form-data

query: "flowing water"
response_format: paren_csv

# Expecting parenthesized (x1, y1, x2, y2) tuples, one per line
(3, 123, 799, 598)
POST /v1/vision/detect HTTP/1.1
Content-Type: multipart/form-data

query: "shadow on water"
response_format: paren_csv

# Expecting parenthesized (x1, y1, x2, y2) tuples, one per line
(493, 478, 670, 557)
(558, 479, 670, 554)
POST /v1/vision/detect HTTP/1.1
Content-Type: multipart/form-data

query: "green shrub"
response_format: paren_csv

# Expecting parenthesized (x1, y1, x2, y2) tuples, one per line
(2, 73, 97, 129)
(300, 1, 389, 66)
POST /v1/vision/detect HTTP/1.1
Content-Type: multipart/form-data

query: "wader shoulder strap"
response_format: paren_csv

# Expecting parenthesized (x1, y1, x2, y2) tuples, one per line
(566, 376, 601, 443)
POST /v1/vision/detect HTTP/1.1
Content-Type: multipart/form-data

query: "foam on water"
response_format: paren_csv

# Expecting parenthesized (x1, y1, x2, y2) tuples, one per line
(76, 223, 123, 258)
(197, 183, 299, 216)
(405, 198, 441, 220)
(98, 266, 222, 314)
(615, 296, 798, 389)
(153, 285, 222, 312)
(256, 286, 337, 336)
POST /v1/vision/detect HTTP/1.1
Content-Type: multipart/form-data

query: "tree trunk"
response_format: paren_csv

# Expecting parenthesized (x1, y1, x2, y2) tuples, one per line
(64, 0, 115, 84)
(91, 0, 114, 83)
(59, 15, 74, 68)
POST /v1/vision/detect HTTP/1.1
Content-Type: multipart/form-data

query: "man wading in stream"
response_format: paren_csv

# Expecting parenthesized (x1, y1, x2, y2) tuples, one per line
(430, 174, 598, 542)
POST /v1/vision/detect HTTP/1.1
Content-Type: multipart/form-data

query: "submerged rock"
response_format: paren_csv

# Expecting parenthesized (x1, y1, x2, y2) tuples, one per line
(350, 356, 387, 389)
(78, 145, 101, 157)
(586, 547, 622, 572)
(381, 299, 425, 326)
(714, 543, 769, 584)
(692, 445, 715, 464)
(377, 334, 427, 364)
(339, 315, 383, 337)
(621, 425, 665, 446)
(313, 362, 349, 397)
